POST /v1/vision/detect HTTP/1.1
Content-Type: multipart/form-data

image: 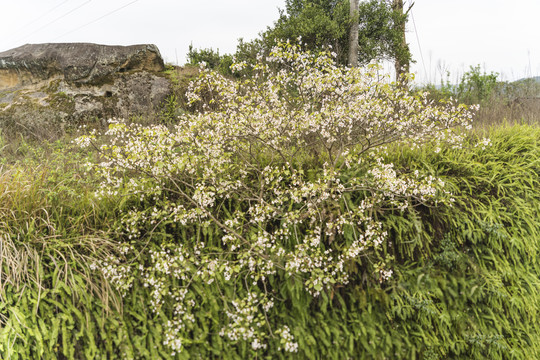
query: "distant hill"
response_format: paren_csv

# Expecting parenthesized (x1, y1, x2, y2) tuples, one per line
(515, 76, 540, 84)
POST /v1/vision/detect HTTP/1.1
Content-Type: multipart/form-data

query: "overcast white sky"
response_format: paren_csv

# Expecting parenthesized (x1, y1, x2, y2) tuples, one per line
(1, 0, 539, 84)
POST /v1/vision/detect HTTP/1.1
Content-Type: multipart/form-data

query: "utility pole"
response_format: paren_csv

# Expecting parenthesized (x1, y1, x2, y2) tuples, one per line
(348, 0, 359, 67)
(393, 0, 410, 88)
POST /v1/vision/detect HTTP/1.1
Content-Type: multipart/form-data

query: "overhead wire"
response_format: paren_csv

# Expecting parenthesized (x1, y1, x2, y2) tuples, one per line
(410, 7, 428, 83)
(10, 0, 93, 46)
(53, 0, 140, 41)
(11, 0, 71, 35)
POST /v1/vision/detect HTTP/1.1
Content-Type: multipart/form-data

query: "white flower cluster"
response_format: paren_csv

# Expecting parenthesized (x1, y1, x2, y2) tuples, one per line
(76, 41, 479, 354)
(477, 137, 492, 150)
(275, 325, 298, 353)
(219, 292, 274, 351)
(91, 255, 133, 297)
(367, 157, 451, 209)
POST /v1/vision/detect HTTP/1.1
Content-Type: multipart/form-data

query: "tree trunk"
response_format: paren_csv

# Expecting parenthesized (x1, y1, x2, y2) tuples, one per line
(393, 0, 409, 88)
(348, 0, 359, 67)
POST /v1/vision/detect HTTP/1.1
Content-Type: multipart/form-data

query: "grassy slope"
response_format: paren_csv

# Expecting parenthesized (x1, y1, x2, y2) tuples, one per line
(0, 124, 539, 359)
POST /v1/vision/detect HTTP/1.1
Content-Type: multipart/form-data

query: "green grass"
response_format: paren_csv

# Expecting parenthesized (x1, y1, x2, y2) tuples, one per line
(0, 124, 539, 359)
(0, 138, 124, 359)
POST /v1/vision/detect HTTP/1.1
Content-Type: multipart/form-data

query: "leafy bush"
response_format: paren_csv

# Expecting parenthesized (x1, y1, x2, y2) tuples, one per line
(186, 45, 233, 76)
(456, 65, 499, 105)
(74, 42, 477, 356)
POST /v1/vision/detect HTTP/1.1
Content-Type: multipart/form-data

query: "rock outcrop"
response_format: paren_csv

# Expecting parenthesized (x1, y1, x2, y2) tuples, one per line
(0, 43, 165, 88)
(0, 43, 173, 139)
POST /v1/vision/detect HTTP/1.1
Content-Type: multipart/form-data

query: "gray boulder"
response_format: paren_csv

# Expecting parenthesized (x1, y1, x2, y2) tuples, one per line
(0, 43, 165, 87)
(0, 43, 173, 139)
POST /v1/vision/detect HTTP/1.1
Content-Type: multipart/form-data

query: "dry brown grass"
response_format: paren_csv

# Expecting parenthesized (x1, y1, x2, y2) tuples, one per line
(473, 96, 540, 129)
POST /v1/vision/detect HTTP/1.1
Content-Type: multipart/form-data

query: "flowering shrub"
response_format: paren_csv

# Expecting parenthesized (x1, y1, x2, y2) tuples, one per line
(76, 42, 477, 354)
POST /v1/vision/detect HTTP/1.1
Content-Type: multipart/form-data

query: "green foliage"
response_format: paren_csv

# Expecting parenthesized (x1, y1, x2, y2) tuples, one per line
(261, 0, 411, 66)
(264, 0, 350, 61)
(1, 75, 540, 358)
(457, 65, 499, 104)
(0, 139, 124, 359)
(419, 65, 499, 105)
(159, 93, 180, 124)
(358, 0, 410, 65)
(378, 125, 540, 359)
(190, 0, 412, 70)
(2, 125, 540, 358)
(423, 68, 540, 108)
(418, 68, 540, 126)
(186, 45, 233, 76)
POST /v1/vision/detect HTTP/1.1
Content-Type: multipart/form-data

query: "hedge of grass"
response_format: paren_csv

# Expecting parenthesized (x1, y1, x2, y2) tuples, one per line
(1, 124, 539, 359)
